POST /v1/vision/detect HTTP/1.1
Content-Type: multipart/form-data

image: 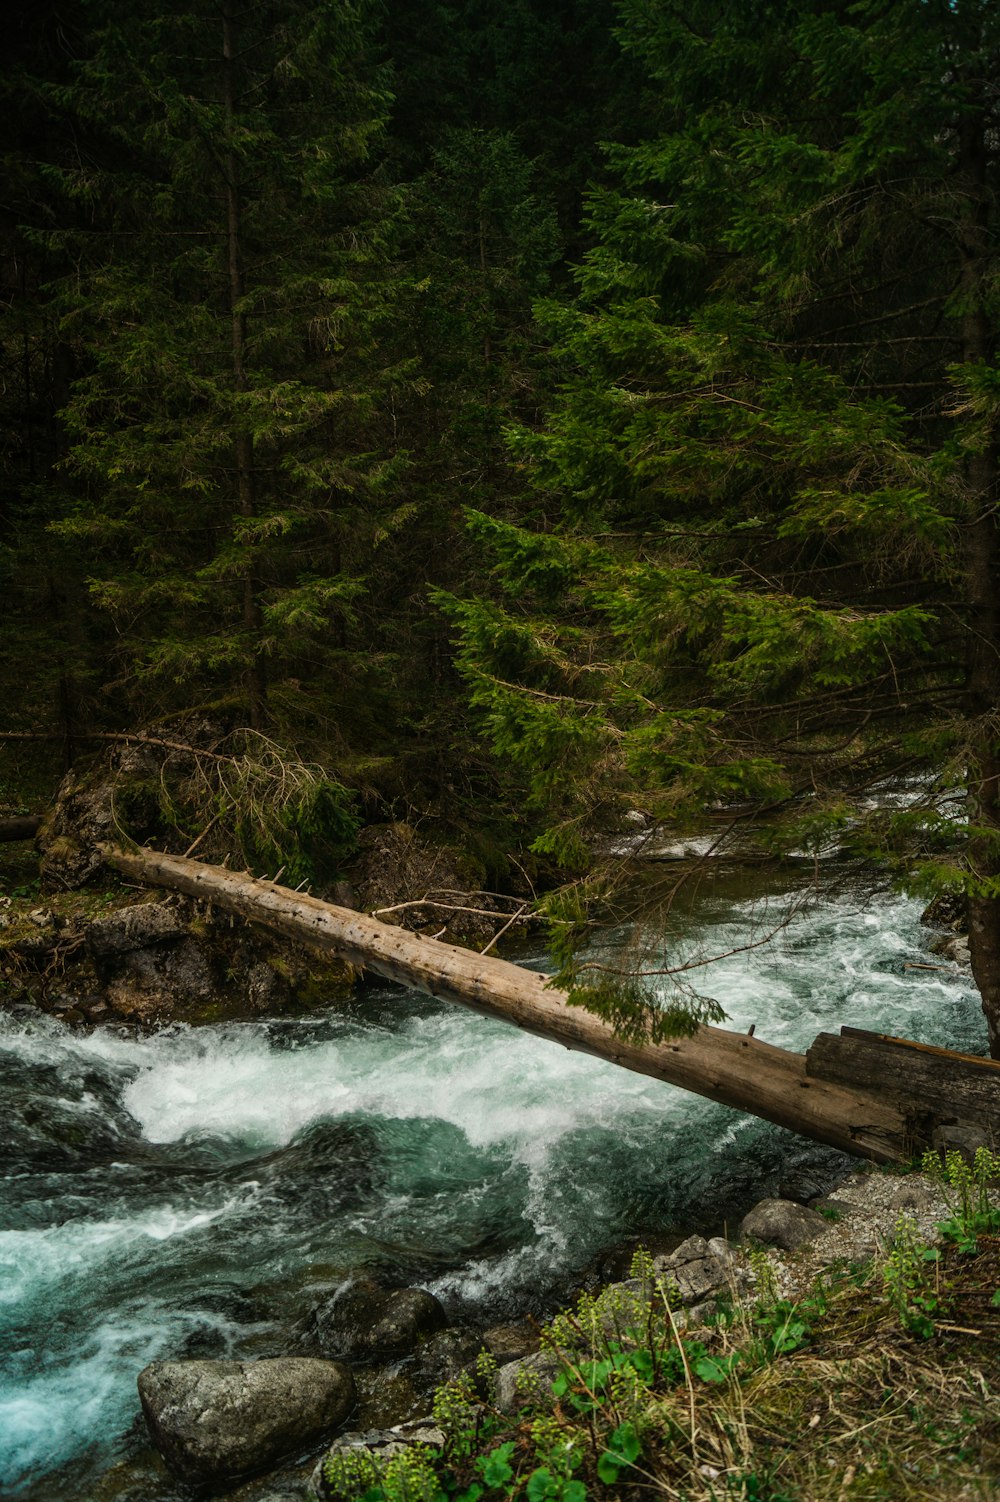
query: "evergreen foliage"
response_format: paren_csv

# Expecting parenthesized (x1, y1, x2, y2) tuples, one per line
(438, 0, 1000, 1038)
(4, 0, 1000, 1048)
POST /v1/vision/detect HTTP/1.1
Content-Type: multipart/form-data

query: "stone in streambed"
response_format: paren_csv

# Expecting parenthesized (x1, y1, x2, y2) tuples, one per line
(137, 1357, 355, 1489)
(312, 1280, 446, 1360)
(740, 1198, 828, 1251)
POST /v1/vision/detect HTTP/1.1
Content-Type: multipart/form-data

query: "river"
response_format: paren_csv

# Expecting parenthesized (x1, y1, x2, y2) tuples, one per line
(0, 870, 986, 1497)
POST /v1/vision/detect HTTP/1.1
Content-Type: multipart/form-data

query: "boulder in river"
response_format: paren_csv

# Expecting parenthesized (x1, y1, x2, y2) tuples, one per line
(312, 1280, 447, 1360)
(137, 1357, 355, 1489)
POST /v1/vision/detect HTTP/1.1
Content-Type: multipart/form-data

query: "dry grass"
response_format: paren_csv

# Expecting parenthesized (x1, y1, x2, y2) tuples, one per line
(602, 1240, 1000, 1501)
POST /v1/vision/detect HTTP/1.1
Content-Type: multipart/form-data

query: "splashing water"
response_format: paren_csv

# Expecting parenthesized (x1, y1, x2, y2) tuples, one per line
(0, 882, 984, 1495)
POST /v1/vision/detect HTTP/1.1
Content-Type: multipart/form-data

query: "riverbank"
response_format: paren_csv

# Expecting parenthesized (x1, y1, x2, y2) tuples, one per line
(307, 1160, 1000, 1502)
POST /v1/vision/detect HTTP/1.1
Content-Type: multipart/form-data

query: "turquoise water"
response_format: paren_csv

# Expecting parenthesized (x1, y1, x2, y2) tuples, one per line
(0, 883, 985, 1495)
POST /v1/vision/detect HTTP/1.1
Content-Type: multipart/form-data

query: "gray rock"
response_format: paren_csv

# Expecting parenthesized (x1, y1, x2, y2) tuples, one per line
(311, 1419, 445, 1500)
(368, 1289, 447, 1352)
(932, 1122, 991, 1159)
(413, 1328, 480, 1385)
(494, 1350, 561, 1414)
(87, 901, 186, 959)
(323, 1418, 445, 1460)
(740, 1198, 828, 1251)
(621, 810, 649, 830)
(481, 1320, 539, 1365)
(137, 1357, 355, 1489)
(654, 1234, 732, 1303)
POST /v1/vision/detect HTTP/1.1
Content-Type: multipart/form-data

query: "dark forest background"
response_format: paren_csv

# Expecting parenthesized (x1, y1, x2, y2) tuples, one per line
(4, 0, 1000, 1039)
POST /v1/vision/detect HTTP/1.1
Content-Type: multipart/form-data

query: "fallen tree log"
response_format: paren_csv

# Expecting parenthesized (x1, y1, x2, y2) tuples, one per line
(100, 844, 947, 1164)
(0, 816, 42, 843)
(807, 1027, 1000, 1144)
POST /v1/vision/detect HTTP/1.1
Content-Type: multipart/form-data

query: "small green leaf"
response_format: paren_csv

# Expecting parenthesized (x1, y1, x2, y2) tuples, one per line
(597, 1453, 623, 1484)
(526, 1468, 556, 1501)
(695, 1352, 742, 1382)
(478, 1441, 516, 1487)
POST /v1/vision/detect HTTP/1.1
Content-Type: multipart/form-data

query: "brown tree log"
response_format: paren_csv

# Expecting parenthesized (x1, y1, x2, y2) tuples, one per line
(0, 816, 42, 843)
(99, 843, 930, 1163)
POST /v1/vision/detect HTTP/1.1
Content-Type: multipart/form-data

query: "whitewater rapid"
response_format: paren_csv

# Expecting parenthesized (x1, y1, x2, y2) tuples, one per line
(0, 883, 985, 1495)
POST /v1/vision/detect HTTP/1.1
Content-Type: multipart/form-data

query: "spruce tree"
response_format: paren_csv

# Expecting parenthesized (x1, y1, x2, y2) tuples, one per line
(439, 0, 1000, 1054)
(41, 0, 409, 732)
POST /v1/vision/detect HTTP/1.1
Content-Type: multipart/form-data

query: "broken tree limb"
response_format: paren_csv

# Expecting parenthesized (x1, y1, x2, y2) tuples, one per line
(100, 843, 933, 1163)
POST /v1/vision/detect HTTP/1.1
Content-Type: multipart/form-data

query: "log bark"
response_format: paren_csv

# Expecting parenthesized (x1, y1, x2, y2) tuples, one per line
(101, 844, 921, 1163)
(0, 816, 41, 843)
(806, 1028, 1000, 1136)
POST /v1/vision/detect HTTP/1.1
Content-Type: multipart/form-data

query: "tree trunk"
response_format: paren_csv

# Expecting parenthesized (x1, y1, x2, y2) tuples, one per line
(101, 843, 929, 1163)
(958, 94, 1000, 1057)
(222, 1, 267, 731)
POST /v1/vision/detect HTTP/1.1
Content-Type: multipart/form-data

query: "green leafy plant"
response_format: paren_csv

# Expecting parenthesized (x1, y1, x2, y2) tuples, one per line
(524, 1468, 586, 1502)
(596, 1420, 642, 1484)
(477, 1442, 515, 1489)
(922, 1147, 1000, 1253)
(882, 1214, 941, 1339)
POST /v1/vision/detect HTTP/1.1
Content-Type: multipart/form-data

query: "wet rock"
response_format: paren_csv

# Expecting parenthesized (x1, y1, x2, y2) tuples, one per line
(369, 1289, 448, 1352)
(654, 1234, 733, 1303)
(311, 1419, 445, 1500)
(932, 933, 971, 967)
(920, 891, 966, 931)
(313, 1281, 447, 1361)
(137, 1357, 355, 1489)
(740, 1198, 828, 1251)
(355, 1329, 481, 1429)
(481, 1319, 540, 1365)
(414, 1328, 481, 1386)
(494, 1350, 561, 1415)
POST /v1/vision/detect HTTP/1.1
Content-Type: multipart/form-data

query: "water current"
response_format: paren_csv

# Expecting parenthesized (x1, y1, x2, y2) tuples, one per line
(0, 873, 987, 1496)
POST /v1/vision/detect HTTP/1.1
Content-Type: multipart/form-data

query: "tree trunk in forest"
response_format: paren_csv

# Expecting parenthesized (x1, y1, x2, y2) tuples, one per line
(222, 1, 267, 731)
(101, 843, 936, 1164)
(958, 97, 1000, 1058)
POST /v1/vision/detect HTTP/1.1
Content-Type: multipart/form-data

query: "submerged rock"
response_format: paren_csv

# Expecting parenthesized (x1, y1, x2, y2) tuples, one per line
(137, 1357, 355, 1489)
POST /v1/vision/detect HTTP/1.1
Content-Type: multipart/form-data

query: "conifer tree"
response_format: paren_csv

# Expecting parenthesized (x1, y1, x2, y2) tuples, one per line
(43, 0, 410, 732)
(439, 0, 1000, 1053)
